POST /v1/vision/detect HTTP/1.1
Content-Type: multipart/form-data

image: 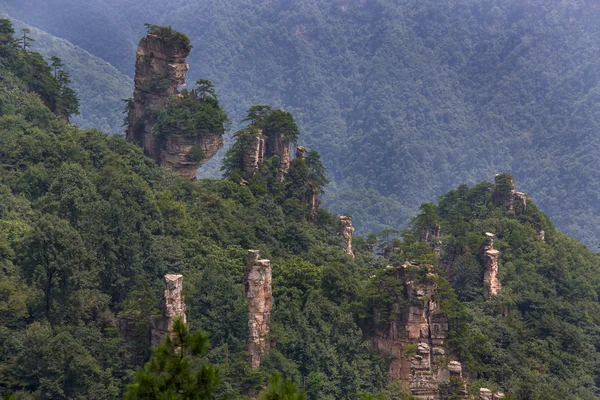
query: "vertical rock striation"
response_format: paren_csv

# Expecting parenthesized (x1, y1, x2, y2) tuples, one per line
(126, 31, 224, 179)
(482, 233, 501, 299)
(151, 274, 187, 345)
(340, 216, 355, 258)
(421, 223, 442, 257)
(371, 262, 465, 400)
(245, 250, 273, 368)
(241, 129, 267, 179)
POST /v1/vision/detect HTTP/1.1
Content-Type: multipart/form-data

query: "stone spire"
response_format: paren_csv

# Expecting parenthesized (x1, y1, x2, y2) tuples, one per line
(245, 250, 273, 368)
(482, 233, 501, 299)
(492, 174, 527, 214)
(126, 30, 224, 179)
(340, 216, 355, 258)
(151, 274, 187, 344)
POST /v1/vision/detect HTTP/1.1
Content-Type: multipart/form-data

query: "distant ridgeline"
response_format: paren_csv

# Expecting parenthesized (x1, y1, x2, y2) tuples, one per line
(2, 19, 600, 400)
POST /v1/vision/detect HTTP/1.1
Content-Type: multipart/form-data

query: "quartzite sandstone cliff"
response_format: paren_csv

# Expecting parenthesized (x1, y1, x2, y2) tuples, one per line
(126, 32, 223, 179)
(372, 263, 465, 400)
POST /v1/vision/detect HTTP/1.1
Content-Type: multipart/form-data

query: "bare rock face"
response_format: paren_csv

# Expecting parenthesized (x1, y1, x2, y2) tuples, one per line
(372, 262, 465, 400)
(479, 388, 504, 400)
(241, 130, 267, 179)
(126, 32, 223, 179)
(161, 133, 224, 180)
(340, 216, 355, 258)
(492, 174, 527, 214)
(267, 135, 292, 181)
(482, 233, 501, 299)
(245, 250, 273, 368)
(536, 228, 545, 242)
(151, 274, 187, 345)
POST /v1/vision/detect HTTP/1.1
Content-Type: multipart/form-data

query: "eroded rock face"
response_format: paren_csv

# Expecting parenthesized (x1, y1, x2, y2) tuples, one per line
(151, 274, 187, 345)
(245, 250, 273, 368)
(340, 216, 355, 258)
(161, 133, 224, 180)
(479, 388, 504, 400)
(241, 130, 267, 179)
(126, 32, 223, 179)
(482, 233, 501, 299)
(266, 135, 291, 181)
(371, 262, 464, 400)
(492, 174, 527, 214)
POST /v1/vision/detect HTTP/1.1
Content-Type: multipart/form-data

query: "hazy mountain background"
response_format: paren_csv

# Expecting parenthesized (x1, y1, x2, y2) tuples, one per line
(2, 0, 599, 245)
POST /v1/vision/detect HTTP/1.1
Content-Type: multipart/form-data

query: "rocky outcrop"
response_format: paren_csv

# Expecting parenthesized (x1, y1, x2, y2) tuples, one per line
(126, 32, 223, 179)
(482, 233, 501, 299)
(372, 262, 465, 400)
(492, 174, 527, 214)
(151, 274, 187, 345)
(245, 250, 273, 368)
(266, 135, 292, 181)
(160, 133, 224, 180)
(340, 216, 355, 258)
(479, 388, 504, 400)
(241, 129, 267, 179)
(536, 228, 545, 242)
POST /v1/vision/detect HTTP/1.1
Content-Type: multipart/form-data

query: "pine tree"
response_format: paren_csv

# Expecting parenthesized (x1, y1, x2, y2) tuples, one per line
(124, 317, 221, 400)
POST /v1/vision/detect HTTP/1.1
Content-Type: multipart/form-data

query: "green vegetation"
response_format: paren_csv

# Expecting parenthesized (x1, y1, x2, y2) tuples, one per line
(144, 23, 192, 54)
(153, 79, 229, 139)
(1, 13, 600, 400)
(7, 0, 600, 246)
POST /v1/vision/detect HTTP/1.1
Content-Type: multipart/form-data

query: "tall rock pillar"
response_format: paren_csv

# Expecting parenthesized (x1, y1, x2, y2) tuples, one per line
(151, 274, 187, 344)
(340, 216, 355, 258)
(245, 250, 273, 368)
(126, 30, 224, 179)
(482, 233, 501, 299)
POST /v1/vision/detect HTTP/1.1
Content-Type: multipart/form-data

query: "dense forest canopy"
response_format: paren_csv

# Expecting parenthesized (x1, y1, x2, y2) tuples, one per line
(1, 0, 599, 247)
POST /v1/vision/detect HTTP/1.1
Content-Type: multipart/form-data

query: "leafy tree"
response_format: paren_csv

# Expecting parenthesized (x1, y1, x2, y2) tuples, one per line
(17, 28, 34, 51)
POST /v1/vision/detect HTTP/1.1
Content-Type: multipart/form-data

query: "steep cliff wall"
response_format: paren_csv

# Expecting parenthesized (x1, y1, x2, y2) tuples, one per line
(245, 250, 273, 368)
(126, 31, 223, 179)
(240, 129, 266, 179)
(372, 263, 465, 400)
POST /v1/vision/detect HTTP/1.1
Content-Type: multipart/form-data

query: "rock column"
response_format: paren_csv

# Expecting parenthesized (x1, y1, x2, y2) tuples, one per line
(245, 250, 273, 368)
(482, 233, 501, 299)
(151, 274, 187, 344)
(340, 216, 355, 258)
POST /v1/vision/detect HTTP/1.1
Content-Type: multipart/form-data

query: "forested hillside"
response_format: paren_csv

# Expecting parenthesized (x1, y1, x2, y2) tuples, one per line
(1, 0, 599, 246)
(2, 18, 600, 399)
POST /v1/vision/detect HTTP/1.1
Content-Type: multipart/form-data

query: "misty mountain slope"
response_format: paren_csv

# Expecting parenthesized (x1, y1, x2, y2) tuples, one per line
(4, 0, 600, 244)
(3, 13, 133, 133)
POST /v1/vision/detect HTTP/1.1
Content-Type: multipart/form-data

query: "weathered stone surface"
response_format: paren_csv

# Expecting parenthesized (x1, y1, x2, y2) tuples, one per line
(268, 135, 291, 181)
(126, 32, 223, 179)
(372, 262, 459, 399)
(340, 216, 355, 258)
(245, 250, 273, 368)
(482, 233, 501, 299)
(492, 174, 527, 214)
(241, 130, 266, 179)
(151, 274, 187, 345)
(479, 388, 503, 400)
(536, 228, 545, 242)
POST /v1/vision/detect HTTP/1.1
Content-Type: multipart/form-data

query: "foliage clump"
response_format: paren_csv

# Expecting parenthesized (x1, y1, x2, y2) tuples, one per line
(144, 23, 192, 53)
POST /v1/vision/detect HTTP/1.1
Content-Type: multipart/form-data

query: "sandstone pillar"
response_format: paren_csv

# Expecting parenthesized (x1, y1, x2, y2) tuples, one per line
(151, 274, 187, 345)
(245, 250, 273, 368)
(340, 216, 355, 258)
(482, 233, 501, 299)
